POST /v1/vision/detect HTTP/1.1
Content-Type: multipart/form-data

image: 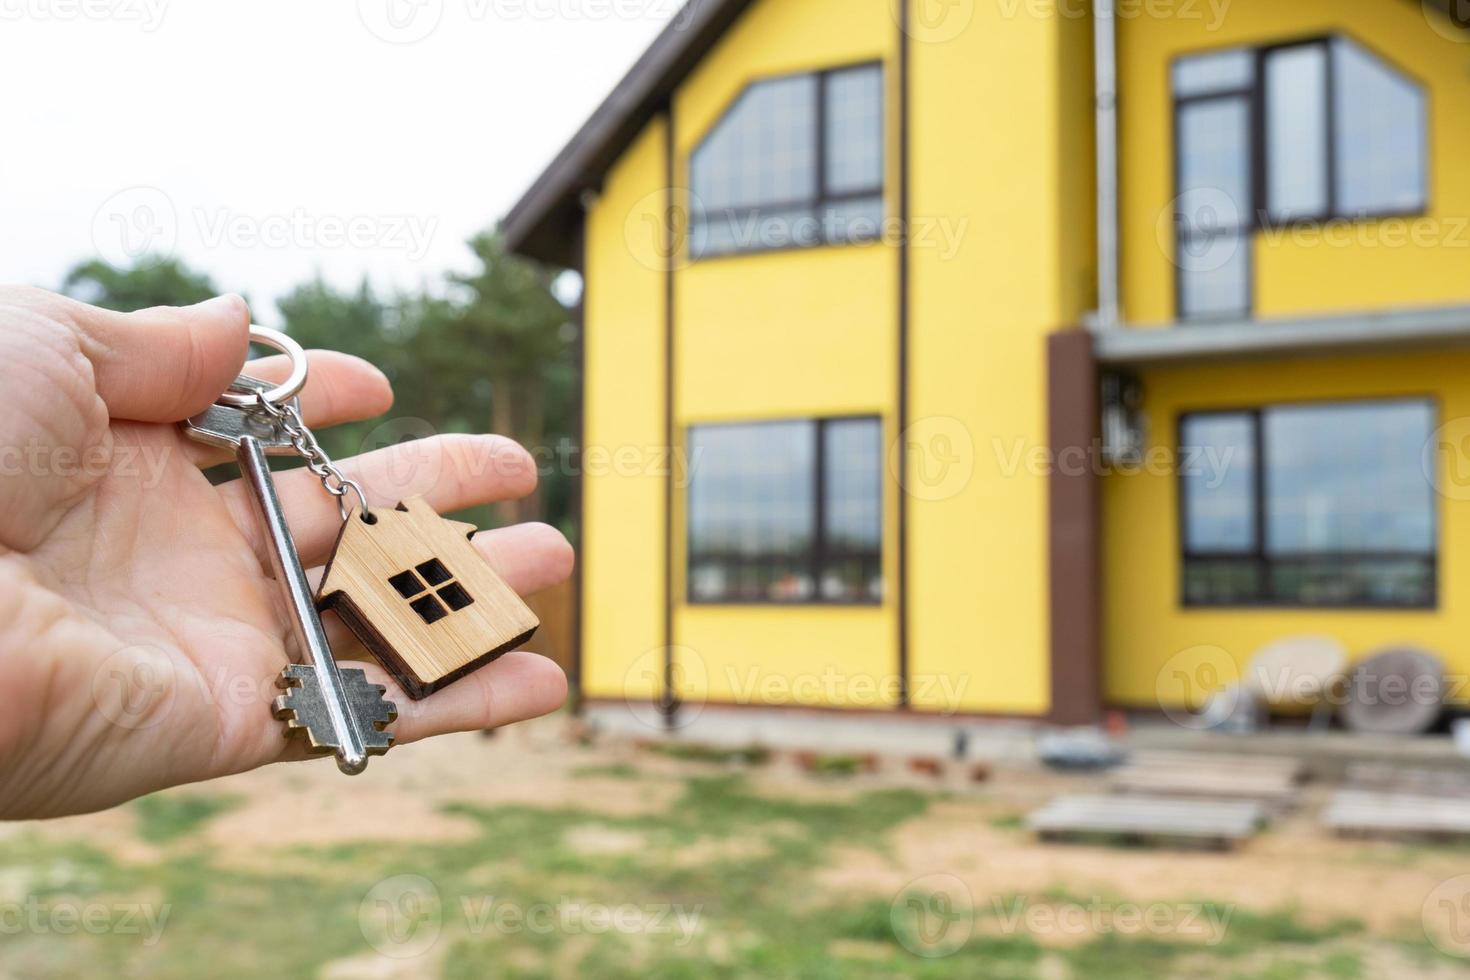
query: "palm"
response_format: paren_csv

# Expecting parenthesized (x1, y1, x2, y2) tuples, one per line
(0, 288, 571, 819)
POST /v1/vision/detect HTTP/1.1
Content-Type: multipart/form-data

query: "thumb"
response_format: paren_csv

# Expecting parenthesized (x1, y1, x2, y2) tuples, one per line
(64, 293, 251, 422)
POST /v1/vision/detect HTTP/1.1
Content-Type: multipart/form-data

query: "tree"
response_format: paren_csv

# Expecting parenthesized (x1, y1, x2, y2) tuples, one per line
(276, 235, 575, 534)
(438, 231, 573, 525)
(61, 256, 221, 312)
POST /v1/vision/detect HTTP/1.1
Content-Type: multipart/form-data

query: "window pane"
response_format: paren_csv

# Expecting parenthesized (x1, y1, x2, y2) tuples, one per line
(1173, 49, 1254, 97)
(822, 194, 884, 245)
(1264, 44, 1329, 220)
(1263, 401, 1435, 555)
(688, 421, 815, 602)
(1177, 231, 1250, 319)
(822, 418, 883, 602)
(1334, 38, 1427, 215)
(1268, 557, 1433, 607)
(692, 204, 821, 257)
(1181, 413, 1257, 552)
(1183, 557, 1263, 605)
(1177, 97, 1252, 234)
(690, 74, 817, 215)
(824, 65, 884, 195)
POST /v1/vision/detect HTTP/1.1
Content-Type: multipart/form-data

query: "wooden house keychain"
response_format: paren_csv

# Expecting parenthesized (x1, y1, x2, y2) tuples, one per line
(182, 326, 538, 774)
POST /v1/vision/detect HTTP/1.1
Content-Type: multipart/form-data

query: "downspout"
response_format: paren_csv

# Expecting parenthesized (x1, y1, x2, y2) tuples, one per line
(1091, 0, 1120, 330)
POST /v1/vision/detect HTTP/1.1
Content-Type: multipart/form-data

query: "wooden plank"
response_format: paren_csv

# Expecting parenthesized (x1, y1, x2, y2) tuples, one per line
(1323, 790, 1470, 838)
(1128, 750, 1306, 781)
(1028, 794, 1267, 847)
(1110, 766, 1298, 803)
(1345, 763, 1470, 798)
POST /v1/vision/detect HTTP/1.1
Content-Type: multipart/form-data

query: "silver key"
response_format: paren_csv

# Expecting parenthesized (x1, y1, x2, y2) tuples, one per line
(185, 374, 396, 774)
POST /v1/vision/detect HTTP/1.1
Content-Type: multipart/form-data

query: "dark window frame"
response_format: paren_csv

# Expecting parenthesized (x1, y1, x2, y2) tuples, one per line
(688, 60, 887, 261)
(1170, 34, 1430, 321)
(1176, 397, 1439, 610)
(685, 414, 884, 607)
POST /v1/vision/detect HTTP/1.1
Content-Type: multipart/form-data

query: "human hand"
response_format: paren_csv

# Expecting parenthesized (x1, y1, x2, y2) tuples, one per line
(0, 287, 571, 818)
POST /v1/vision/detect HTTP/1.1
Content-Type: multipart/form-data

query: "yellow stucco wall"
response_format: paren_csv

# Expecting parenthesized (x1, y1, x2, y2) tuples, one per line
(906, 2, 1093, 715)
(1103, 351, 1470, 707)
(580, 119, 669, 703)
(1105, 0, 1470, 710)
(670, 0, 901, 708)
(578, 0, 1468, 717)
(1120, 0, 1470, 325)
(579, 0, 1095, 716)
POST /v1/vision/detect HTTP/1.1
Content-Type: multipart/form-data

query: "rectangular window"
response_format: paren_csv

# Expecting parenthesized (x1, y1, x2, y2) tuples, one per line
(1264, 44, 1330, 220)
(1174, 96, 1253, 319)
(688, 417, 883, 604)
(1171, 36, 1427, 320)
(690, 63, 884, 258)
(1180, 399, 1436, 608)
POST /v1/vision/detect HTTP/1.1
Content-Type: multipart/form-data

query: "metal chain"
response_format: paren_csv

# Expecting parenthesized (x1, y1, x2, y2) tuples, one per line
(254, 394, 370, 523)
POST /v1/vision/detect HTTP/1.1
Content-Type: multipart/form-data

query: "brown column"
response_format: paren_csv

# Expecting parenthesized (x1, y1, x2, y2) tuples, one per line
(1046, 329, 1103, 725)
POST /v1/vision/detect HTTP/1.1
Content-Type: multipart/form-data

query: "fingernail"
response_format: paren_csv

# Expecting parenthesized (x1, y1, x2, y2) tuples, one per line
(191, 293, 249, 322)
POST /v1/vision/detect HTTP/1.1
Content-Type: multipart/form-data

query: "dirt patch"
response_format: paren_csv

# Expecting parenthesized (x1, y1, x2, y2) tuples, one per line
(811, 779, 1458, 937)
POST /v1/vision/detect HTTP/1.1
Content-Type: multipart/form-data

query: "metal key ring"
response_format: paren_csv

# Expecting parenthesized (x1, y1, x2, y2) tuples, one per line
(217, 326, 309, 408)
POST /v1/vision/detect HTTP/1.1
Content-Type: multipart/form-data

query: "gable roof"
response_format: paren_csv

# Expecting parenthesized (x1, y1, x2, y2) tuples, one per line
(501, 0, 755, 268)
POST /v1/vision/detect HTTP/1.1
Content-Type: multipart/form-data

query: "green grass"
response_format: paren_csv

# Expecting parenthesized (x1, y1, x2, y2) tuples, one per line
(5, 768, 1468, 978)
(132, 793, 242, 843)
(570, 763, 642, 780)
(648, 742, 772, 766)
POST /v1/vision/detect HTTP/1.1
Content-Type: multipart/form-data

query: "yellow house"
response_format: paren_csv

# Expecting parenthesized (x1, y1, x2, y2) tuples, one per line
(505, 0, 1470, 725)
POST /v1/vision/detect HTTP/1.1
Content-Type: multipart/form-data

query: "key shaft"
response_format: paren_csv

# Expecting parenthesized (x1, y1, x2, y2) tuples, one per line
(238, 435, 370, 774)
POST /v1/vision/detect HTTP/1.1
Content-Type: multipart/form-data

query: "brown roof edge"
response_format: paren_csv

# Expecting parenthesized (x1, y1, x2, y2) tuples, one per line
(500, 0, 755, 269)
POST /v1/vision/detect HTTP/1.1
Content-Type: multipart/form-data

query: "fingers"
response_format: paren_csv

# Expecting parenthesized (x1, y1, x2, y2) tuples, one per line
(218, 433, 540, 567)
(184, 350, 394, 467)
(466, 522, 576, 598)
(384, 652, 569, 743)
(58, 292, 252, 422)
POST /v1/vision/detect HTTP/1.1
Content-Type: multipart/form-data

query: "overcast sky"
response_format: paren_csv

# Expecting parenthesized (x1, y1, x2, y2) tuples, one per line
(0, 0, 680, 320)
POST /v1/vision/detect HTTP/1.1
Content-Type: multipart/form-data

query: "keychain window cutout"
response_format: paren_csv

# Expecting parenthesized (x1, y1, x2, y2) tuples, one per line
(417, 559, 453, 586)
(315, 496, 540, 700)
(390, 562, 476, 624)
(410, 594, 449, 624)
(389, 571, 424, 599)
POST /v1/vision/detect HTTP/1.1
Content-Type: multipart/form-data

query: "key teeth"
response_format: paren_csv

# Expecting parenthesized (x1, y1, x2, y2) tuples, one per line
(271, 665, 398, 755)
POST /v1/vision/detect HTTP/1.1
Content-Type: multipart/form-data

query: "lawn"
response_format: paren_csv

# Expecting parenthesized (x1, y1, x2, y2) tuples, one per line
(0, 721, 1467, 979)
